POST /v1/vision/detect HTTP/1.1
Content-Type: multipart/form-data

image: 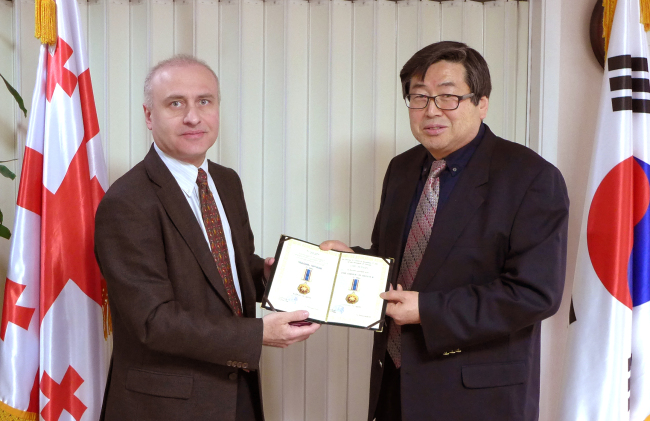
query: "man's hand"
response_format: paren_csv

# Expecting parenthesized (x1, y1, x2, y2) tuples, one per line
(380, 284, 421, 325)
(262, 310, 321, 348)
(320, 240, 354, 253)
(264, 257, 275, 282)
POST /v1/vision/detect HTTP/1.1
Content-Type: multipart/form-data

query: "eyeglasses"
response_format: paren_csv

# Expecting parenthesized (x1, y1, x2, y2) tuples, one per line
(405, 93, 475, 110)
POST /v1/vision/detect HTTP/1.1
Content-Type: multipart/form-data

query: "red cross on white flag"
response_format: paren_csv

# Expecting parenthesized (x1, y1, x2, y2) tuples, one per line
(0, 0, 111, 419)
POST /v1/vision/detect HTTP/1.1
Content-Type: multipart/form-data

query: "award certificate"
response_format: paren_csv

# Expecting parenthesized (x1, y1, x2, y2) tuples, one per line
(262, 236, 394, 331)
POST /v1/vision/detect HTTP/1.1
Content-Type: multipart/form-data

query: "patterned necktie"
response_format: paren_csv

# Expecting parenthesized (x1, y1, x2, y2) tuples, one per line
(196, 168, 243, 316)
(387, 159, 446, 368)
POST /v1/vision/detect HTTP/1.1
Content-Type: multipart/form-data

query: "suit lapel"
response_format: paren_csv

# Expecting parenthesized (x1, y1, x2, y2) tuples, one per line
(143, 147, 235, 312)
(380, 148, 430, 280)
(410, 129, 495, 292)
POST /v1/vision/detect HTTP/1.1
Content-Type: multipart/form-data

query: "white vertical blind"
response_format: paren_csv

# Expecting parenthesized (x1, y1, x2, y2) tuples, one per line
(0, 0, 18, 300)
(1, 1, 529, 419)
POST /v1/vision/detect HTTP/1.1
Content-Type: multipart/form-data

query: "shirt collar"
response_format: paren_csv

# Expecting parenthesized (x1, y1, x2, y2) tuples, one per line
(423, 123, 485, 178)
(154, 143, 209, 196)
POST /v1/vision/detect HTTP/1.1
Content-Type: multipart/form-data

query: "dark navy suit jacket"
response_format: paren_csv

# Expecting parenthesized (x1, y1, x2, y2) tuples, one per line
(356, 126, 569, 421)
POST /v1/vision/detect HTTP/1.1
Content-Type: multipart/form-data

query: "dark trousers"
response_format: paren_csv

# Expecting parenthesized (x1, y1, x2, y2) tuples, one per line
(236, 370, 264, 421)
(373, 353, 402, 421)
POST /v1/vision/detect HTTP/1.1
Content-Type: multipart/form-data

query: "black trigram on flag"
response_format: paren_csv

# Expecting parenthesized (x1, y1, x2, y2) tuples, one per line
(628, 355, 632, 411)
(609, 55, 650, 113)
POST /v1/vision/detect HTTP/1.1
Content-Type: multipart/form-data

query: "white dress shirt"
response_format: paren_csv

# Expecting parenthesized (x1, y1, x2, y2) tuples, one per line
(154, 143, 243, 302)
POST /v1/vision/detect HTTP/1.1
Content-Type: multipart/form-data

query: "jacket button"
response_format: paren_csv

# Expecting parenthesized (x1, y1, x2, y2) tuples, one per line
(242, 363, 249, 369)
(229, 372, 238, 381)
(378, 360, 383, 368)
(226, 361, 232, 367)
(237, 362, 243, 368)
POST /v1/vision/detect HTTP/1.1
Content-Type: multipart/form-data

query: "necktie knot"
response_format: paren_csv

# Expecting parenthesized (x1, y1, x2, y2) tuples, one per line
(197, 168, 208, 187)
(430, 159, 446, 178)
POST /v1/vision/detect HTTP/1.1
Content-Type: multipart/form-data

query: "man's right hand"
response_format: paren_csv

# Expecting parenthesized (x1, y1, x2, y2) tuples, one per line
(262, 311, 321, 348)
(319, 240, 354, 253)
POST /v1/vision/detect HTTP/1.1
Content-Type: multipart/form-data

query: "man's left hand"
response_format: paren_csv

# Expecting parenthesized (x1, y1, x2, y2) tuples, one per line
(380, 284, 421, 325)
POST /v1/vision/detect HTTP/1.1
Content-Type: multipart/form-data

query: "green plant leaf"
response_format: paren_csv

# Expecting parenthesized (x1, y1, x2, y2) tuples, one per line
(0, 72, 27, 118)
(0, 164, 16, 180)
(0, 223, 10, 240)
(0, 208, 3, 224)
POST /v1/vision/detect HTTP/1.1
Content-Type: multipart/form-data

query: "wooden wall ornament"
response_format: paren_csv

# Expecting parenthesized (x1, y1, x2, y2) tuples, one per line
(590, 0, 606, 69)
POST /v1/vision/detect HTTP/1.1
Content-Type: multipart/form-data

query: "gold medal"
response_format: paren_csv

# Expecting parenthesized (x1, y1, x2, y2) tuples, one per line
(298, 268, 312, 295)
(345, 278, 360, 304)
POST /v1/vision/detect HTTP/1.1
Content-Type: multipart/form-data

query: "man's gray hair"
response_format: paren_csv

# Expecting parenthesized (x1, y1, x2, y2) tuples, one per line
(143, 54, 220, 108)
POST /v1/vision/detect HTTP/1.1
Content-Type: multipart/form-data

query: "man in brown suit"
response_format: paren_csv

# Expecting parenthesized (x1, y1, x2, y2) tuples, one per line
(95, 55, 319, 421)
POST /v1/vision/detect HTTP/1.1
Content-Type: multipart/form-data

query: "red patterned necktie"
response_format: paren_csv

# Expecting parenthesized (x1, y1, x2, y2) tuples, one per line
(387, 159, 446, 368)
(196, 168, 243, 316)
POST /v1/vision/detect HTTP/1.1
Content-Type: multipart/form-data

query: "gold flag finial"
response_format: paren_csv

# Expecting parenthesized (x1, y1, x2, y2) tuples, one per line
(35, 0, 57, 45)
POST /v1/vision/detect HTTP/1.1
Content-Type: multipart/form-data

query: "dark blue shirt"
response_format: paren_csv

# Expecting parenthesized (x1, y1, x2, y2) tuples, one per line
(401, 123, 486, 250)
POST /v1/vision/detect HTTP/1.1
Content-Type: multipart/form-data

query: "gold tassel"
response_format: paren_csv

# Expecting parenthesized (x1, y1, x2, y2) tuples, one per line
(102, 281, 113, 340)
(605, 0, 650, 54)
(34, 0, 41, 39)
(41, 0, 57, 45)
(641, 0, 650, 31)
(34, 0, 56, 45)
(603, 0, 618, 55)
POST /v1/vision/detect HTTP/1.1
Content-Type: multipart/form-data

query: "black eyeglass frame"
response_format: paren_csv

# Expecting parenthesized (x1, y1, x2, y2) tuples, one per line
(404, 93, 475, 110)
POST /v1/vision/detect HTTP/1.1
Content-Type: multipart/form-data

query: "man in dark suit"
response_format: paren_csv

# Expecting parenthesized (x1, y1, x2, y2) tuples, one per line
(322, 41, 569, 421)
(94, 55, 319, 421)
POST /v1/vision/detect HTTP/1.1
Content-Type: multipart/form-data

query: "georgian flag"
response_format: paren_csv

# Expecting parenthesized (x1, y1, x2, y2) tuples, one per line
(0, 0, 111, 419)
(558, 0, 650, 420)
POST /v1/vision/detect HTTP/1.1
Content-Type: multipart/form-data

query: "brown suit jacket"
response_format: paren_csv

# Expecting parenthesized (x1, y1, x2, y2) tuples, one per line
(357, 127, 569, 421)
(95, 146, 266, 420)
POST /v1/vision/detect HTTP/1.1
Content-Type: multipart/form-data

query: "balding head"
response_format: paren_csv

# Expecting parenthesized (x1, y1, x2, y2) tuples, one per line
(144, 55, 220, 109)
